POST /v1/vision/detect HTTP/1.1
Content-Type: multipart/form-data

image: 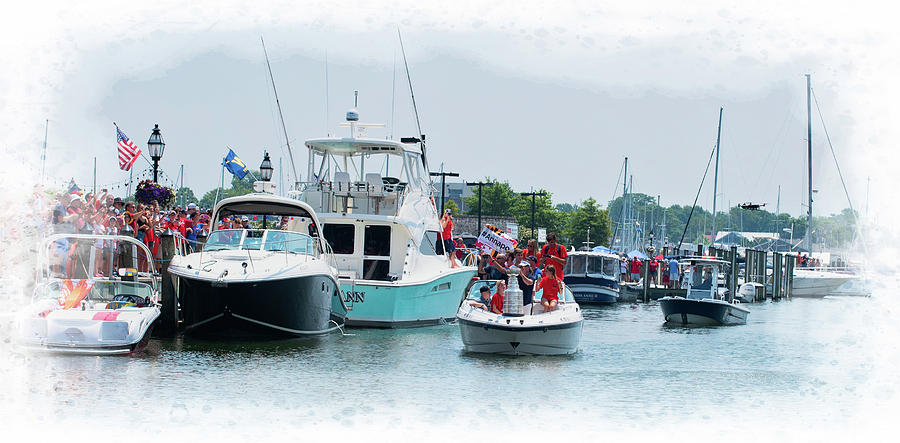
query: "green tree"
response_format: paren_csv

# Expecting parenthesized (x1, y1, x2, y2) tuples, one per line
(197, 172, 259, 209)
(175, 186, 197, 207)
(563, 197, 612, 248)
(513, 189, 565, 242)
(444, 199, 459, 214)
(462, 178, 518, 217)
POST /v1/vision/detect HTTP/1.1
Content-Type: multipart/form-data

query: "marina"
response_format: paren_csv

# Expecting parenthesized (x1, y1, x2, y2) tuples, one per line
(1, 3, 897, 440)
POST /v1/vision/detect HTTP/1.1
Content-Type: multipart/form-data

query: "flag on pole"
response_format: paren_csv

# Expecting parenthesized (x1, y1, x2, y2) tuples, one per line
(223, 148, 250, 179)
(115, 124, 141, 171)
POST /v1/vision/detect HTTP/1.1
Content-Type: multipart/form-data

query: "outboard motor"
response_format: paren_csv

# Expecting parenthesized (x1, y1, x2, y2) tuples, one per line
(503, 266, 524, 316)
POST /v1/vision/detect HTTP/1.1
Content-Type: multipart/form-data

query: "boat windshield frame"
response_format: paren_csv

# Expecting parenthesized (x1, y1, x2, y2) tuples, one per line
(203, 229, 319, 256)
(32, 278, 156, 305)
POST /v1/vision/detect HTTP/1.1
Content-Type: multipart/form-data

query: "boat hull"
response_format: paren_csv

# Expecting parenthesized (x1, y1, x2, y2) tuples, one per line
(332, 269, 476, 328)
(458, 317, 583, 355)
(177, 275, 340, 336)
(790, 273, 855, 298)
(660, 297, 749, 326)
(564, 276, 619, 304)
(17, 310, 159, 356)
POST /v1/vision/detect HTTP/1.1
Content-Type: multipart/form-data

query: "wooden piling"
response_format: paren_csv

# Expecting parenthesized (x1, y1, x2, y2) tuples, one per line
(773, 252, 782, 300)
(642, 259, 650, 303)
(155, 230, 178, 336)
(784, 254, 794, 299)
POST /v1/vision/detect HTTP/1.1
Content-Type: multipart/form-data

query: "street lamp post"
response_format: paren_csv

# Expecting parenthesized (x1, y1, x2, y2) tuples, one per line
(520, 189, 547, 240)
(147, 124, 165, 183)
(259, 151, 274, 182)
(429, 164, 459, 214)
(466, 181, 495, 232)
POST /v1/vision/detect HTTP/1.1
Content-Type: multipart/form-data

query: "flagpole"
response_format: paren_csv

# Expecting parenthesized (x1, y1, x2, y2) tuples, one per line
(215, 152, 226, 206)
(128, 168, 133, 199)
(93, 157, 97, 196)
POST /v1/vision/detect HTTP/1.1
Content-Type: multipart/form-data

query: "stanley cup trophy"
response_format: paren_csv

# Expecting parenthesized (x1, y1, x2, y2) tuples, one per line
(503, 265, 525, 316)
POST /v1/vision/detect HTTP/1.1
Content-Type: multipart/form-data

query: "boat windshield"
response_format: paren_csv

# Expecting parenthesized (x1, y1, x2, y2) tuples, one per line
(466, 280, 575, 303)
(568, 255, 587, 275)
(204, 229, 317, 255)
(602, 257, 618, 276)
(588, 255, 617, 276)
(34, 279, 154, 305)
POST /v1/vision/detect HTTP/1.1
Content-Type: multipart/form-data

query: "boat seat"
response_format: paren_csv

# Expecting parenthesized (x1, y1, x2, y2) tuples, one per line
(333, 172, 351, 212)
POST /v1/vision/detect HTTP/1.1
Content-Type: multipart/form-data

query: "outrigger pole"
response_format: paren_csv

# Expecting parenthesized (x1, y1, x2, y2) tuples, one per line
(398, 29, 431, 182)
(261, 36, 300, 190)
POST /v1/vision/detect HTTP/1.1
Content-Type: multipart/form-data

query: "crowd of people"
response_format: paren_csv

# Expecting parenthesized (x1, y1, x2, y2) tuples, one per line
(620, 255, 683, 289)
(467, 231, 569, 314)
(29, 186, 214, 277)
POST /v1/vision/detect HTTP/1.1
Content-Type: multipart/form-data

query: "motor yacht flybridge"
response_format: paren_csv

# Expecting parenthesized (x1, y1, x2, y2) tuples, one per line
(296, 97, 476, 327)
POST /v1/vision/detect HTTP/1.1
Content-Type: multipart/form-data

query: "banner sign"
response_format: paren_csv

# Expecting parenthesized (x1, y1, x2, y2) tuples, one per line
(537, 228, 547, 243)
(475, 224, 518, 255)
(506, 223, 518, 239)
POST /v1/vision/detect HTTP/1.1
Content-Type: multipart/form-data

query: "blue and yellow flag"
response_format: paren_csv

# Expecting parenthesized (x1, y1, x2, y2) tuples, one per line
(223, 148, 249, 179)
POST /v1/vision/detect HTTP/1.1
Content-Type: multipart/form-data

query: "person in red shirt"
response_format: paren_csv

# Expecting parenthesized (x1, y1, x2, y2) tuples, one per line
(648, 259, 658, 286)
(538, 232, 568, 279)
(440, 209, 459, 268)
(630, 258, 642, 281)
(537, 264, 562, 312)
(490, 280, 506, 314)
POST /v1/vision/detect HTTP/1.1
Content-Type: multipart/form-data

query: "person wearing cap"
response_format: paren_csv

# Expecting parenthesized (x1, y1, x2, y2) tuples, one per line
(468, 285, 493, 310)
(241, 215, 250, 229)
(440, 208, 459, 268)
(484, 253, 509, 283)
(517, 260, 535, 306)
(477, 252, 490, 280)
(527, 255, 542, 281)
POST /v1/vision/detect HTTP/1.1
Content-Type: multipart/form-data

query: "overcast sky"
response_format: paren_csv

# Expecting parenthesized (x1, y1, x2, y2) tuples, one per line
(2, 1, 898, 221)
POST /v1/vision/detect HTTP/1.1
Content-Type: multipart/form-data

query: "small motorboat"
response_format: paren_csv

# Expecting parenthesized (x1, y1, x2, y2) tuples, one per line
(457, 271, 583, 355)
(15, 234, 160, 355)
(735, 282, 763, 303)
(659, 258, 749, 326)
(563, 249, 620, 304)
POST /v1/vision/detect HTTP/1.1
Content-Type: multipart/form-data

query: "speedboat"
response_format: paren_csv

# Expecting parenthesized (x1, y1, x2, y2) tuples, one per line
(791, 268, 855, 298)
(15, 234, 160, 355)
(457, 274, 584, 355)
(296, 102, 476, 327)
(563, 249, 620, 304)
(168, 193, 346, 336)
(659, 258, 749, 326)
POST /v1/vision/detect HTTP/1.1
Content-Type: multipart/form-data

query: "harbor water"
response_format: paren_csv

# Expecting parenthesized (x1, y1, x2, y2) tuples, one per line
(2, 280, 899, 440)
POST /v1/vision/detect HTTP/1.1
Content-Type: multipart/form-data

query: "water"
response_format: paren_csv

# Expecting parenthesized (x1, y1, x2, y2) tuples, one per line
(2, 290, 898, 440)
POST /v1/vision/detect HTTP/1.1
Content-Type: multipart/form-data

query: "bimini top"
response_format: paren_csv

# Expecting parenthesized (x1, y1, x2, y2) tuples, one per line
(679, 257, 730, 266)
(213, 193, 321, 227)
(304, 137, 421, 157)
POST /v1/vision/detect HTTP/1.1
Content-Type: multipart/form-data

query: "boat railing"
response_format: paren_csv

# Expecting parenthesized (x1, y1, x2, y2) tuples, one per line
(297, 179, 408, 215)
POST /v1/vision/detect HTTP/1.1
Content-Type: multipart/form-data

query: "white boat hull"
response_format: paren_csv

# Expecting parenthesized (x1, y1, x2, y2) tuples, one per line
(457, 303, 583, 355)
(791, 271, 854, 298)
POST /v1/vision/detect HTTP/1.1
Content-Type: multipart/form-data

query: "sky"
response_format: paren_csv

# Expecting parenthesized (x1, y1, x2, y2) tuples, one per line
(1, 0, 897, 220)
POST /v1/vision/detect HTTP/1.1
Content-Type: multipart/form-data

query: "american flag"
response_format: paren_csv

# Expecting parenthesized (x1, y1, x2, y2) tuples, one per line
(116, 124, 141, 171)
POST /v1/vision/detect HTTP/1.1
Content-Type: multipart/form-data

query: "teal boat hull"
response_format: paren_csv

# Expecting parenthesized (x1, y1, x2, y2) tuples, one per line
(331, 269, 476, 328)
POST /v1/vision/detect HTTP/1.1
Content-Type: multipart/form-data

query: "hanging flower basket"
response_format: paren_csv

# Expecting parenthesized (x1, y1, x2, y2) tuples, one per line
(134, 180, 176, 208)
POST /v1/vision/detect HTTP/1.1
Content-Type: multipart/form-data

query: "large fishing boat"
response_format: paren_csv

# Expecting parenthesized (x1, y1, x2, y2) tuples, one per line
(295, 103, 476, 327)
(168, 193, 346, 336)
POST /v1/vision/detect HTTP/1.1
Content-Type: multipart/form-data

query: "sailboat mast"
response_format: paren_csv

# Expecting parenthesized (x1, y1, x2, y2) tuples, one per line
(621, 156, 628, 251)
(806, 74, 813, 251)
(40, 119, 48, 186)
(710, 106, 723, 246)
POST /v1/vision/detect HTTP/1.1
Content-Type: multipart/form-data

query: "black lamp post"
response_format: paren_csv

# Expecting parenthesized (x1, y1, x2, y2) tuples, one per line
(520, 189, 547, 240)
(147, 124, 165, 183)
(466, 181, 495, 233)
(260, 151, 274, 182)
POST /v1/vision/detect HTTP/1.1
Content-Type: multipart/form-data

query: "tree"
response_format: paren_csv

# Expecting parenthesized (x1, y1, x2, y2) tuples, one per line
(197, 171, 259, 210)
(462, 178, 518, 217)
(444, 199, 459, 214)
(175, 186, 197, 207)
(512, 189, 565, 242)
(563, 198, 612, 248)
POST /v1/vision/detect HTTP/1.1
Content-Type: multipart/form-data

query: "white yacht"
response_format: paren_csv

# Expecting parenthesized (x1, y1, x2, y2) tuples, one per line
(790, 268, 855, 298)
(295, 104, 477, 327)
(168, 193, 346, 336)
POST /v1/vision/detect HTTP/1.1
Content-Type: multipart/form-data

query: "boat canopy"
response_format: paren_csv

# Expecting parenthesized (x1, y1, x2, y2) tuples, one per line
(305, 137, 421, 157)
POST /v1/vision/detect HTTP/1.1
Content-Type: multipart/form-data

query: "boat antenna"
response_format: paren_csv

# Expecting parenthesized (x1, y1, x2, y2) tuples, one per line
(398, 29, 431, 180)
(324, 49, 330, 135)
(676, 140, 719, 252)
(261, 36, 300, 190)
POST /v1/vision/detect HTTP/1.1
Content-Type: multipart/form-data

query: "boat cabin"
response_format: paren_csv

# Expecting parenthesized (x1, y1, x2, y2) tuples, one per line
(300, 137, 429, 216)
(564, 251, 620, 279)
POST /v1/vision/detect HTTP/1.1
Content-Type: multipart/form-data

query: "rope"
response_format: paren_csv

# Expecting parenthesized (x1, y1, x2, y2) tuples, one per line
(810, 88, 869, 259)
(676, 142, 719, 251)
